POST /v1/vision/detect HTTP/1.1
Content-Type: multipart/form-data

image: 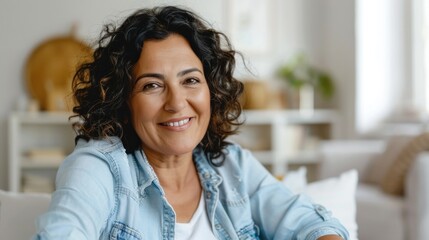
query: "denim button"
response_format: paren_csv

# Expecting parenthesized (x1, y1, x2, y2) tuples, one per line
(204, 172, 211, 179)
(314, 204, 331, 221)
(215, 224, 221, 229)
(206, 192, 211, 198)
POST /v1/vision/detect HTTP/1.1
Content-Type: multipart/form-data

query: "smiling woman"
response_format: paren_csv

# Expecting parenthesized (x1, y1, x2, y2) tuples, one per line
(33, 6, 348, 240)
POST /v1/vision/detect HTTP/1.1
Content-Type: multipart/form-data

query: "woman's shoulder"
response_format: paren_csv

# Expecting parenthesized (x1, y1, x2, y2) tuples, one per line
(74, 136, 125, 153)
(60, 137, 128, 176)
(223, 142, 258, 166)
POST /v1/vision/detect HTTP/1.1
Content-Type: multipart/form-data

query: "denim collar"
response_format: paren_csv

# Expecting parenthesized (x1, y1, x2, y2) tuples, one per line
(132, 146, 223, 196)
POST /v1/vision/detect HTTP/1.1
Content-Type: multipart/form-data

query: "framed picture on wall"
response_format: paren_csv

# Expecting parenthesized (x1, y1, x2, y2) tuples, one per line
(228, 0, 272, 54)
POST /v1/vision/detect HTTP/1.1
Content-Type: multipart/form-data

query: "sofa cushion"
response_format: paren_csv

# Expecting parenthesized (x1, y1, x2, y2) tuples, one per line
(283, 168, 358, 240)
(381, 133, 429, 195)
(318, 140, 385, 183)
(0, 190, 51, 240)
(365, 135, 413, 186)
(406, 153, 429, 240)
(356, 184, 404, 240)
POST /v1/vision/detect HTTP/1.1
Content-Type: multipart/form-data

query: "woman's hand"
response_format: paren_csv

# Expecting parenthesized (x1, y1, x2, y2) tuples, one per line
(318, 235, 344, 240)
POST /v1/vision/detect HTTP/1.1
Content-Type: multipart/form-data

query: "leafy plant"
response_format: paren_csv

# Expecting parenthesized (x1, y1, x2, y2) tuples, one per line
(278, 53, 334, 99)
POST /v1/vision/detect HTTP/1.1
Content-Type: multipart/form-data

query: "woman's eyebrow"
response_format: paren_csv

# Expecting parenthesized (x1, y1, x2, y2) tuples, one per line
(135, 73, 164, 82)
(135, 68, 203, 82)
(177, 68, 203, 77)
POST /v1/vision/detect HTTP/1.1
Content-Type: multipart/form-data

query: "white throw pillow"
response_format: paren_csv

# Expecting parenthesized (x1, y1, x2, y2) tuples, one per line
(283, 168, 359, 240)
(0, 190, 51, 240)
(282, 166, 307, 193)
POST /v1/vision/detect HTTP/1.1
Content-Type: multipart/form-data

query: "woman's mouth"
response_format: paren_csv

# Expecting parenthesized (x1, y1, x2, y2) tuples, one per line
(160, 117, 191, 127)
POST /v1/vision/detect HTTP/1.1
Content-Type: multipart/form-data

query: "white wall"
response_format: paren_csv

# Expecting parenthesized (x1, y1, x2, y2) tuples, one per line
(313, 0, 356, 137)
(0, 0, 356, 189)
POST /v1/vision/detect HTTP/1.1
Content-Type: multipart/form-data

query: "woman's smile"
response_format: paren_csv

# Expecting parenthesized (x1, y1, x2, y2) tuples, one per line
(159, 117, 193, 129)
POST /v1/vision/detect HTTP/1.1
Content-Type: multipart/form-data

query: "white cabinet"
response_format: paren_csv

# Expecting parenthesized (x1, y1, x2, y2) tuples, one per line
(228, 110, 340, 177)
(8, 112, 76, 192)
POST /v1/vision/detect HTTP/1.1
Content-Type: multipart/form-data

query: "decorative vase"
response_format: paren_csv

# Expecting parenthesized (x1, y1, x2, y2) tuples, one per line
(299, 84, 314, 115)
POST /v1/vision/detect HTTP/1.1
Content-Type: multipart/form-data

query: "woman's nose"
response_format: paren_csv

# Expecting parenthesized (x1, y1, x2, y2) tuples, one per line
(164, 86, 187, 112)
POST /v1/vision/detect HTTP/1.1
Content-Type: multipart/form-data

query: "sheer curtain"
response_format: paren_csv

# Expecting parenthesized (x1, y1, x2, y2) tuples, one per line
(355, 0, 412, 134)
(413, 0, 429, 113)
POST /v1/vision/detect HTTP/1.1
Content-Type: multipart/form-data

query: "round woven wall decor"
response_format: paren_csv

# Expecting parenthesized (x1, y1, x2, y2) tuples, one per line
(25, 36, 92, 111)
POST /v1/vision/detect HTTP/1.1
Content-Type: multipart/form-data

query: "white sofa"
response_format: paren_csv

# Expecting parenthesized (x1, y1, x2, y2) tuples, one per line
(0, 190, 50, 239)
(318, 140, 429, 240)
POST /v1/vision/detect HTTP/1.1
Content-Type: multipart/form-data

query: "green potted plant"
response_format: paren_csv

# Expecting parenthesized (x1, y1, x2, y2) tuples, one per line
(278, 53, 335, 110)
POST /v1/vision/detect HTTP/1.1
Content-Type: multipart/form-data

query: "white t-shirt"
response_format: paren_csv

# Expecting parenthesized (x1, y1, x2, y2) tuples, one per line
(174, 193, 217, 240)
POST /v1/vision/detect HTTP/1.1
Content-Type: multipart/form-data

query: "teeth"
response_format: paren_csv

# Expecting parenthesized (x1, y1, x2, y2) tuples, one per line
(164, 118, 190, 127)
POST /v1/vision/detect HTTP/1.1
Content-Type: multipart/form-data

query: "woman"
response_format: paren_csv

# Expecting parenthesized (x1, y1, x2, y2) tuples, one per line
(35, 6, 348, 240)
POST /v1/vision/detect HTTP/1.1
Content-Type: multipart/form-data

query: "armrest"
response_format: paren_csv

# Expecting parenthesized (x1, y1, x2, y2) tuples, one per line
(0, 190, 51, 240)
(406, 152, 429, 240)
(317, 140, 385, 181)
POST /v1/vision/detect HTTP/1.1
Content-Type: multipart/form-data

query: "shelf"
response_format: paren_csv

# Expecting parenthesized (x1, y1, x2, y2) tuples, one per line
(253, 150, 320, 166)
(21, 158, 63, 169)
(287, 151, 321, 164)
(252, 151, 273, 164)
(11, 111, 74, 124)
(233, 109, 339, 176)
(8, 111, 76, 192)
(241, 109, 339, 125)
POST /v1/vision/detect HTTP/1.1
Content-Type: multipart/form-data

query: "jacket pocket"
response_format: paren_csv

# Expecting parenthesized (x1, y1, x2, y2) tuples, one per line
(110, 222, 143, 240)
(237, 223, 260, 240)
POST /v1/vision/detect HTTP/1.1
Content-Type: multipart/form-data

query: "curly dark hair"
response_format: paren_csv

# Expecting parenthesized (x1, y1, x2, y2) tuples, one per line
(72, 6, 244, 165)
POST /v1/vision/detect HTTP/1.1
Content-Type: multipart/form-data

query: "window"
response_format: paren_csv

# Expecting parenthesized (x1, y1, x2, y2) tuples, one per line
(413, 0, 429, 113)
(356, 0, 407, 133)
(356, 0, 428, 134)
(424, 0, 429, 111)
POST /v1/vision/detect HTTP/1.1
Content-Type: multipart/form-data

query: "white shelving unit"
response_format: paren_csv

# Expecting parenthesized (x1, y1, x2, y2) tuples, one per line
(8, 112, 76, 193)
(229, 109, 340, 177)
(8, 110, 339, 192)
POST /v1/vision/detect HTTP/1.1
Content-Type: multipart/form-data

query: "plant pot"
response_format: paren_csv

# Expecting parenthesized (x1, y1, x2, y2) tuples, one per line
(299, 84, 314, 114)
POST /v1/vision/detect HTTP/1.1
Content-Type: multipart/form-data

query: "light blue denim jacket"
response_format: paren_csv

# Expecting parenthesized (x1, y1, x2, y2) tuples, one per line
(34, 137, 349, 240)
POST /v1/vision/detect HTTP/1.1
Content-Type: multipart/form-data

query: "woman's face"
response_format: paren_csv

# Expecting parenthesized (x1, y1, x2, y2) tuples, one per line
(130, 34, 211, 158)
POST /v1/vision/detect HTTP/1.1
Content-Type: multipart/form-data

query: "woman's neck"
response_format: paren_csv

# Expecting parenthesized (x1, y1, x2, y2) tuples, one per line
(153, 159, 198, 192)
(143, 147, 199, 187)
(144, 150, 202, 223)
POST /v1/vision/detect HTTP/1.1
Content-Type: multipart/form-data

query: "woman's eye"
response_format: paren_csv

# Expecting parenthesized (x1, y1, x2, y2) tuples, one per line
(142, 82, 162, 91)
(184, 77, 200, 85)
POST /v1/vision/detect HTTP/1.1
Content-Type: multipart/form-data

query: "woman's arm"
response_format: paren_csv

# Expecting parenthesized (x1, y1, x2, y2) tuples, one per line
(34, 147, 115, 239)
(235, 147, 349, 240)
